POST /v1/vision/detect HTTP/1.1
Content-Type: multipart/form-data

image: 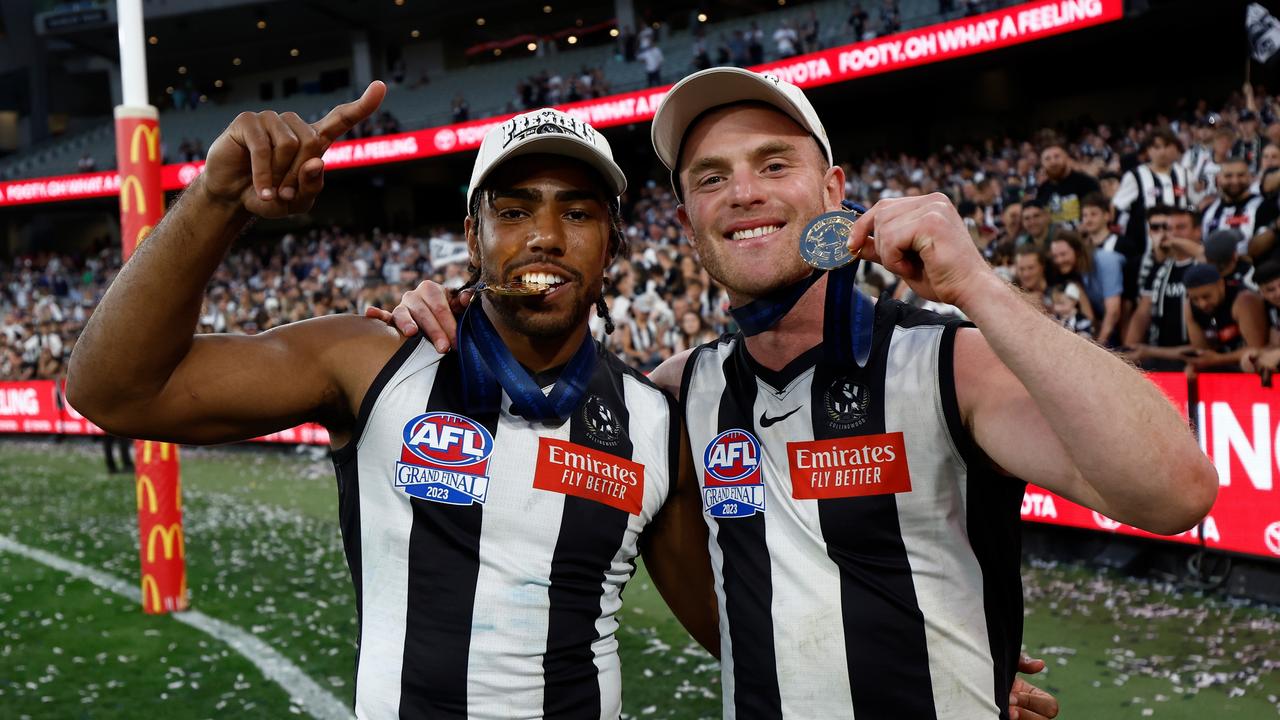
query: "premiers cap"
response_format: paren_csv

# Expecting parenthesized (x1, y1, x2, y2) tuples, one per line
(650, 67, 833, 197)
(468, 108, 626, 209)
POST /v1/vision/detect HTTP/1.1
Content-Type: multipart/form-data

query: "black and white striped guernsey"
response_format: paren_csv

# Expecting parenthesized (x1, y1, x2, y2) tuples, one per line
(680, 299, 1026, 719)
(332, 335, 678, 719)
(1201, 193, 1277, 245)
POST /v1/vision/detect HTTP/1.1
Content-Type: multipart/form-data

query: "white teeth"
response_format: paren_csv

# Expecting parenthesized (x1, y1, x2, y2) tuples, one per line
(731, 225, 780, 241)
(518, 271, 566, 286)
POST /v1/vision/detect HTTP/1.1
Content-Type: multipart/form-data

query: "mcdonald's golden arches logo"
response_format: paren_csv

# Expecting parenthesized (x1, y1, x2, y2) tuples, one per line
(146, 523, 185, 562)
(141, 441, 173, 464)
(120, 175, 146, 214)
(136, 475, 158, 514)
(136, 225, 153, 246)
(130, 123, 161, 164)
(141, 574, 162, 612)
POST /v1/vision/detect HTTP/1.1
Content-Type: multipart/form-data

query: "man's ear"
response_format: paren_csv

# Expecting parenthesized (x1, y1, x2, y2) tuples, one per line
(677, 204, 697, 251)
(824, 163, 847, 211)
(465, 216, 481, 271)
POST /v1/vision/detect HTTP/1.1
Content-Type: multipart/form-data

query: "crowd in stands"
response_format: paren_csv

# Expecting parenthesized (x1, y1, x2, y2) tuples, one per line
(8, 82, 1280, 382)
(508, 66, 613, 114)
(461, 1, 912, 124)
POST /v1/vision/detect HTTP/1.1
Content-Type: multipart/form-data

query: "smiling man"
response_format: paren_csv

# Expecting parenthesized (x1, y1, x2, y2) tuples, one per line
(67, 91, 715, 719)
(645, 67, 1215, 719)
(381, 75, 1147, 719)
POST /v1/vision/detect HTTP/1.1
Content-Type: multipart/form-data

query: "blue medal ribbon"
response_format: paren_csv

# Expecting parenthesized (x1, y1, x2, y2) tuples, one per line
(457, 298, 597, 422)
(728, 201, 875, 368)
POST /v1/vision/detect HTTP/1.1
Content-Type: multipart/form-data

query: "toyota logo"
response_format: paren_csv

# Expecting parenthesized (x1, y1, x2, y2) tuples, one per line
(1264, 521, 1280, 556)
(1092, 511, 1122, 530)
(177, 164, 202, 185)
(434, 129, 457, 152)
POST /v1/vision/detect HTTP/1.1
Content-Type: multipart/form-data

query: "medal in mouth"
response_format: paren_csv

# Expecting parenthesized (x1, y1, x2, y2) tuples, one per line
(477, 281, 553, 296)
(477, 271, 571, 296)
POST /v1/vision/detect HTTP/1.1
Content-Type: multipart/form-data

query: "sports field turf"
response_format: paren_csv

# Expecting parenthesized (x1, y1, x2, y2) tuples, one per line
(0, 440, 1276, 718)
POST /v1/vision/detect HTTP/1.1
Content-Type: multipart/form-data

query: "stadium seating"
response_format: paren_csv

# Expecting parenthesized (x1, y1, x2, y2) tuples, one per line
(0, 0, 1008, 181)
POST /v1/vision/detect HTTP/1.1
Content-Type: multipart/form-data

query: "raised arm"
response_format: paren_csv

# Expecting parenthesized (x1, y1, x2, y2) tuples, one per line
(851, 194, 1216, 535)
(67, 82, 400, 446)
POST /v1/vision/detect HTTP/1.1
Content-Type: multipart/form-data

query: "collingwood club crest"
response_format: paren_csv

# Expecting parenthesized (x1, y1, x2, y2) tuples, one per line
(824, 377, 869, 431)
(582, 394, 622, 447)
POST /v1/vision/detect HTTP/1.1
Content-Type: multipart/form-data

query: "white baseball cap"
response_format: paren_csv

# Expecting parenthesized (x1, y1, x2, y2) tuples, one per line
(468, 108, 627, 209)
(650, 67, 833, 198)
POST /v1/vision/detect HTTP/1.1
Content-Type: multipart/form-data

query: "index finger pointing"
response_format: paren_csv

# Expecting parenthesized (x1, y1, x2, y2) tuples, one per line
(313, 80, 388, 144)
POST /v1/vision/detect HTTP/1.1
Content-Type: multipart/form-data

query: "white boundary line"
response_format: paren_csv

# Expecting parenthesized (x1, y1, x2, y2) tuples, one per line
(0, 534, 353, 720)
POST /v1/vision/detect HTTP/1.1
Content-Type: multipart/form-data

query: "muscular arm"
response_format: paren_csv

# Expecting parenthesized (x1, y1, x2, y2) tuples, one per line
(67, 83, 396, 446)
(67, 176, 402, 445)
(853, 192, 1213, 533)
(640, 421, 719, 657)
(956, 279, 1216, 534)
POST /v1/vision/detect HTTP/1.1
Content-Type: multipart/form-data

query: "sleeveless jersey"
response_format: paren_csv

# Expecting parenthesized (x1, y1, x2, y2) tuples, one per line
(681, 299, 1025, 720)
(333, 336, 678, 719)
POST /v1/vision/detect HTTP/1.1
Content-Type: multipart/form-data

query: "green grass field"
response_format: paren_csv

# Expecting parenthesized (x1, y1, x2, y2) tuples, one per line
(0, 439, 1276, 719)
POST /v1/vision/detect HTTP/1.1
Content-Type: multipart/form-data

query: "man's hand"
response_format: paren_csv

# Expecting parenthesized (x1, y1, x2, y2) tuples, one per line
(200, 81, 386, 217)
(364, 280, 473, 352)
(1120, 344, 1148, 364)
(1242, 347, 1280, 373)
(847, 193, 998, 310)
(1010, 653, 1060, 720)
(1187, 350, 1229, 371)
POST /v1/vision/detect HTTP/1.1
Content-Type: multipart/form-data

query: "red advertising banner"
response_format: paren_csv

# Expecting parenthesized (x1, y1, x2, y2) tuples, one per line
(0, 380, 328, 444)
(1021, 372, 1280, 561)
(0, 0, 1123, 208)
(0, 380, 62, 433)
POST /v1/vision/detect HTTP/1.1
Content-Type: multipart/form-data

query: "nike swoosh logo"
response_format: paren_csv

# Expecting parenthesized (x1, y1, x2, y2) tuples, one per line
(759, 407, 802, 428)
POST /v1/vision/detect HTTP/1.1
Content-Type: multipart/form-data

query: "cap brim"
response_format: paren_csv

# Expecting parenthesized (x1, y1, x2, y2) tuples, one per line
(651, 67, 821, 172)
(471, 134, 627, 205)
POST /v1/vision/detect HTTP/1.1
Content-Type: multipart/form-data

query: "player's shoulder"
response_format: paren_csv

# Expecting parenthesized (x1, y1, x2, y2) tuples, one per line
(268, 313, 412, 367)
(649, 334, 738, 401)
(648, 349, 693, 400)
(877, 296, 968, 331)
(276, 313, 427, 393)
